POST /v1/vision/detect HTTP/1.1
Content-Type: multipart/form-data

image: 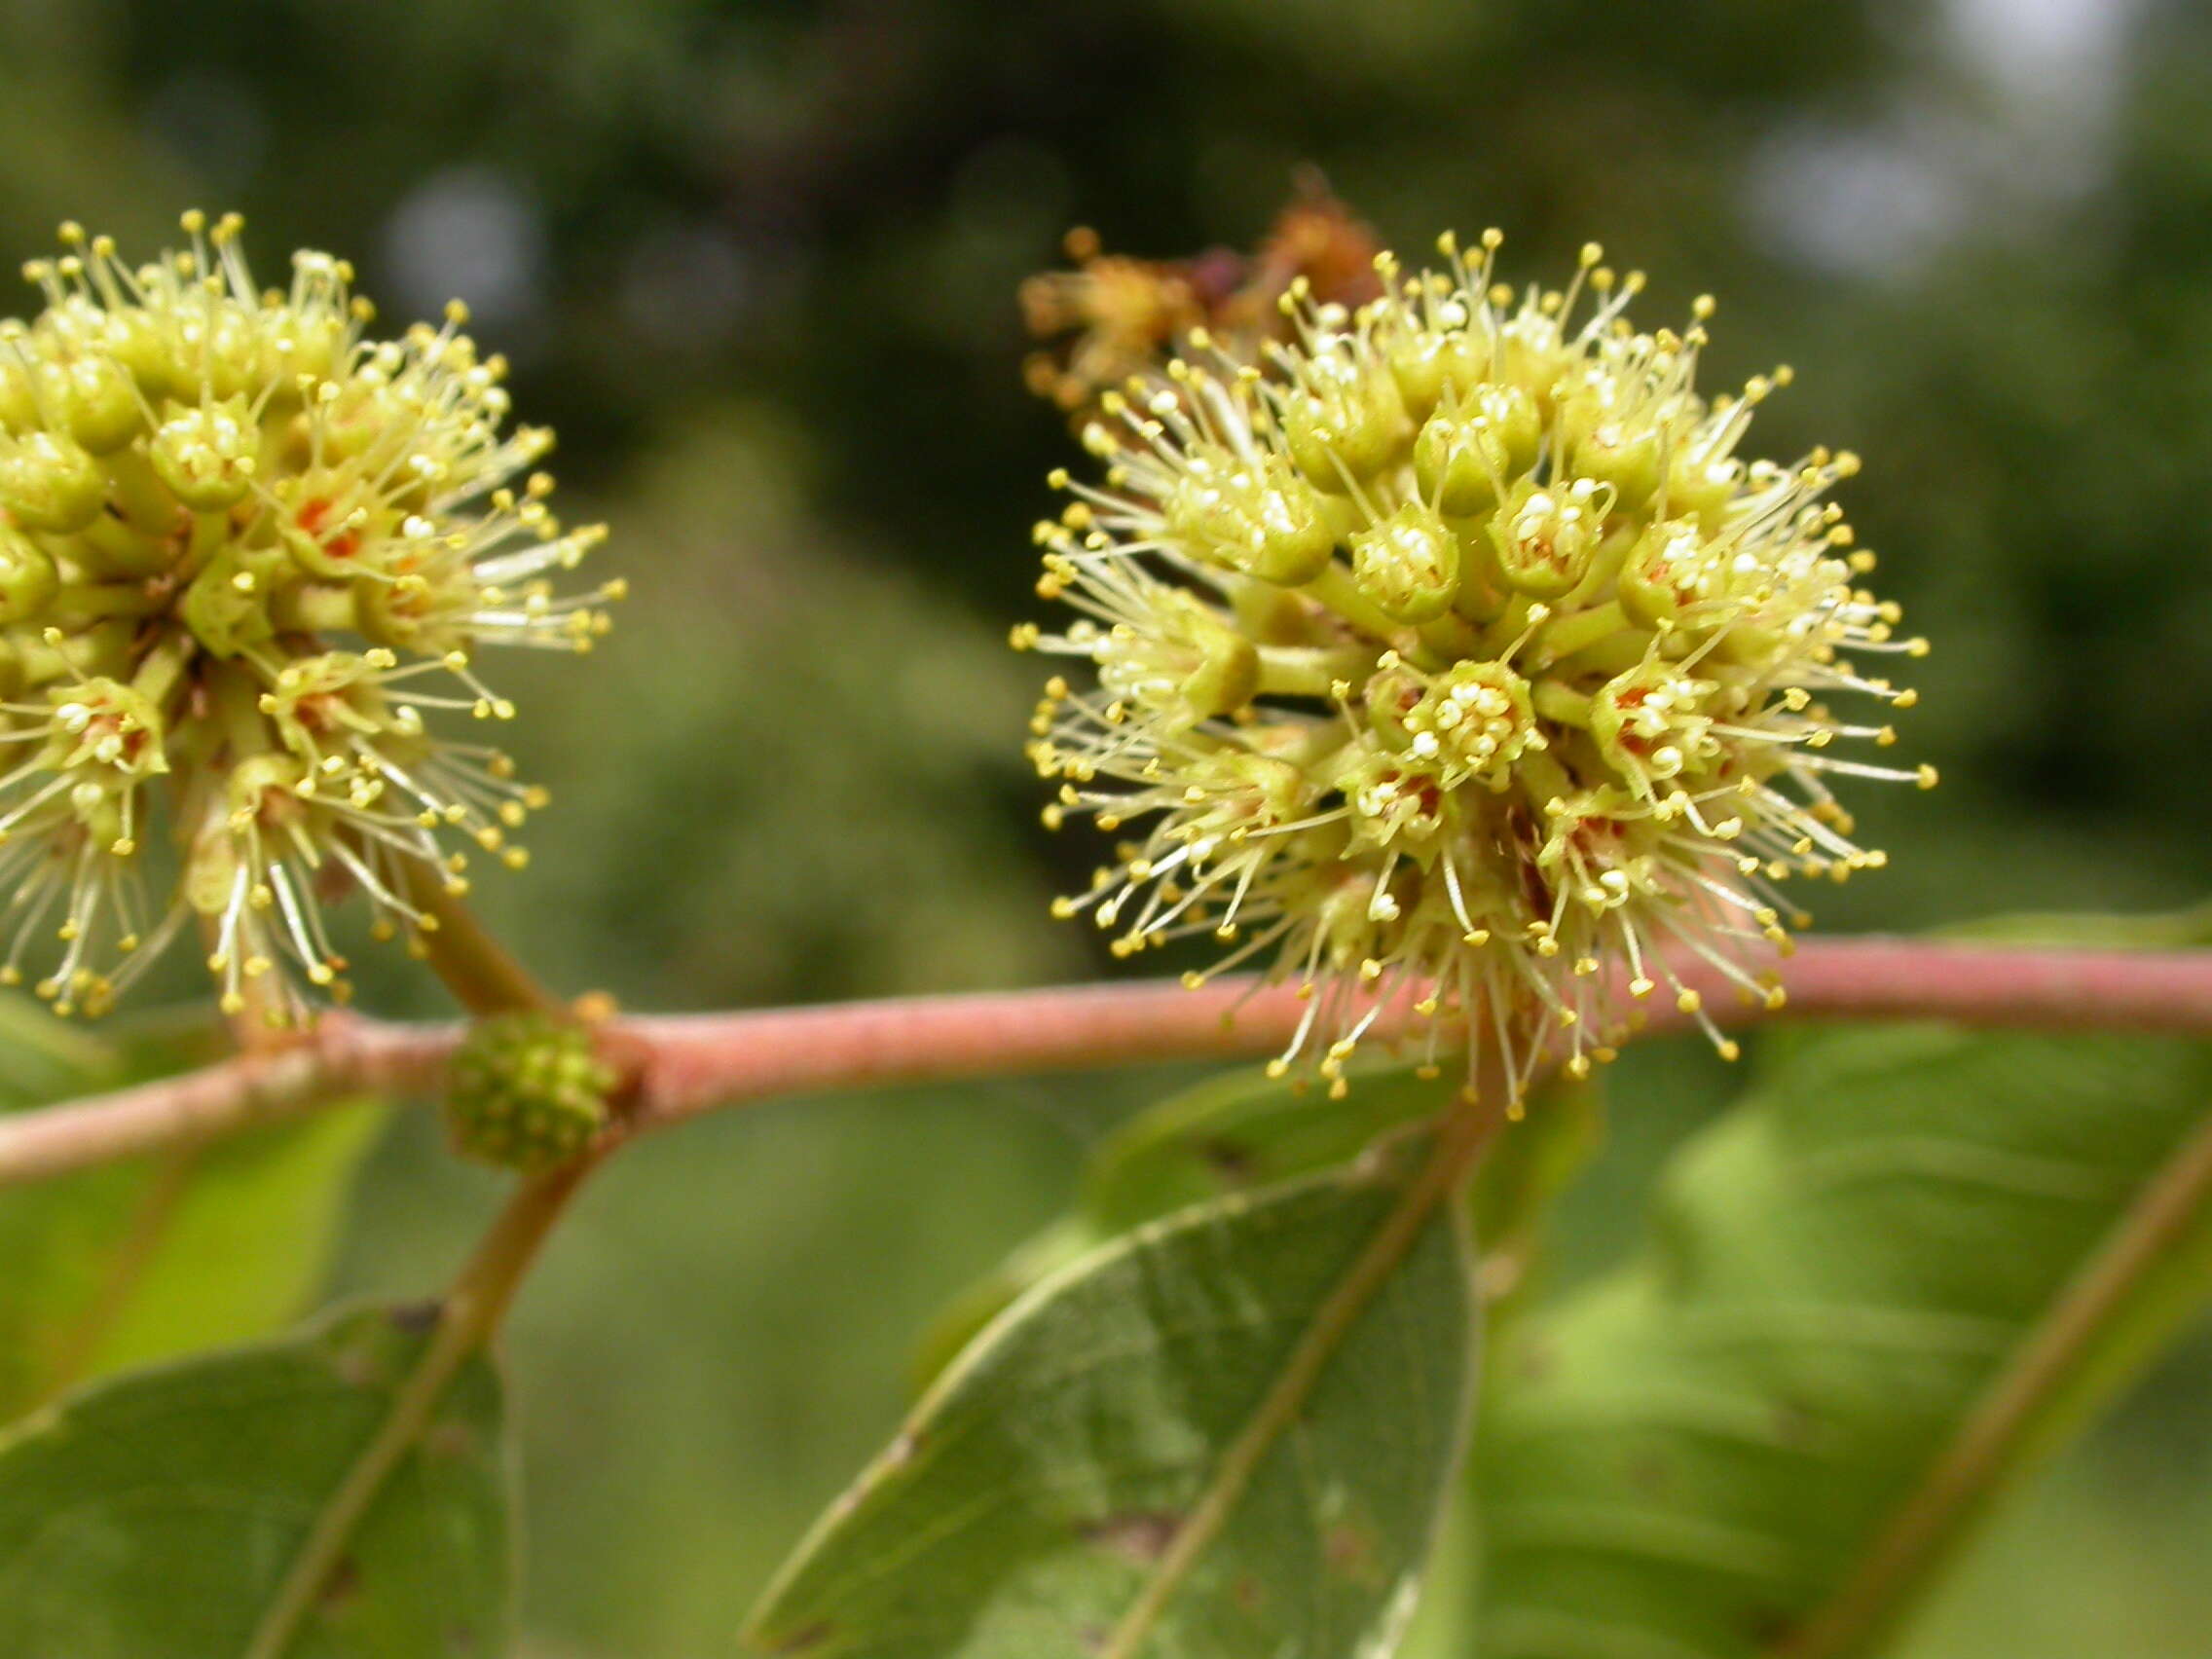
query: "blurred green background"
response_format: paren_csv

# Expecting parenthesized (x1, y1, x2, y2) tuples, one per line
(2, 0, 2209, 1652)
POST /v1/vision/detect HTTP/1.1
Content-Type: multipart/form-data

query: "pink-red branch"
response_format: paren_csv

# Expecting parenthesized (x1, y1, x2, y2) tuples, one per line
(4, 938, 2210, 1191)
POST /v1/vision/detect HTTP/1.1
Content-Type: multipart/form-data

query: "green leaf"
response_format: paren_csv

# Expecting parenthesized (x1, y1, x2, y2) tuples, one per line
(1082, 1065, 1464, 1235)
(746, 1133, 1479, 1659)
(917, 1063, 1597, 1385)
(0, 1014, 383, 1416)
(0, 1302, 512, 1658)
(0, 999, 123, 1108)
(1475, 1024, 2212, 1659)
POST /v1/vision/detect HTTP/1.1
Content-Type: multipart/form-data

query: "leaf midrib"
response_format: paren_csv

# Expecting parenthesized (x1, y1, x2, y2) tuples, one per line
(1097, 1101, 1494, 1659)
(1773, 1098, 2212, 1659)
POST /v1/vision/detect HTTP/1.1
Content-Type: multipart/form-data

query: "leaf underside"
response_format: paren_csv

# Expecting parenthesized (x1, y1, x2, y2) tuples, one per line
(1476, 1025, 2212, 1659)
(745, 1141, 1479, 1659)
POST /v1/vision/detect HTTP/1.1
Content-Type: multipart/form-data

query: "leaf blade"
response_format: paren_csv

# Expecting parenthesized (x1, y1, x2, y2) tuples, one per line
(0, 1303, 512, 1659)
(1475, 1024, 2212, 1659)
(0, 1016, 383, 1415)
(745, 1133, 1480, 1659)
(918, 1061, 1596, 1390)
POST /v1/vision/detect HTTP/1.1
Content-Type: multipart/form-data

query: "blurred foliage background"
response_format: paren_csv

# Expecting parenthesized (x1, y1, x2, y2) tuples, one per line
(1, 0, 2208, 1652)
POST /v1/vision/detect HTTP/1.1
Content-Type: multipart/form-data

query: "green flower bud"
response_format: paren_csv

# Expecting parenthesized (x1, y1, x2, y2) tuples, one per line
(1497, 311, 1579, 408)
(0, 430, 106, 532)
(99, 307, 179, 403)
(51, 354, 145, 454)
(198, 303, 270, 403)
(267, 260, 351, 384)
(1386, 324, 1489, 422)
(444, 1013, 616, 1173)
(0, 357, 38, 430)
(1665, 448, 1741, 526)
(0, 526, 60, 625)
(1280, 355, 1408, 489)
(1412, 384, 1540, 516)
(1570, 421, 1664, 511)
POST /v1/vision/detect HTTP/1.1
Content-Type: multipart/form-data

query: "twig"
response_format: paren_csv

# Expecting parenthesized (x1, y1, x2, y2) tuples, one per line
(4, 939, 2212, 1192)
(625, 940, 2212, 1128)
(0, 1016, 454, 1189)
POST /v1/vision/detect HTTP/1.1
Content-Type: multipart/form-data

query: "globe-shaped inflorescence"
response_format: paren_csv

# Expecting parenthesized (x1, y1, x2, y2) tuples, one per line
(1019, 231, 1932, 1103)
(0, 214, 620, 1022)
(444, 1011, 616, 1172)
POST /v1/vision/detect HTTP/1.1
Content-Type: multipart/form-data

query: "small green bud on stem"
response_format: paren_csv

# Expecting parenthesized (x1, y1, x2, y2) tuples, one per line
(444, 1012, 618, 1173)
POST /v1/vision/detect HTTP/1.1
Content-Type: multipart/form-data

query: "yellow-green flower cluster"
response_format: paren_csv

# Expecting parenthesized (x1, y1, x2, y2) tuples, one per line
(1020, 232, 1931, 1100)
(0, 214, 619, 1021)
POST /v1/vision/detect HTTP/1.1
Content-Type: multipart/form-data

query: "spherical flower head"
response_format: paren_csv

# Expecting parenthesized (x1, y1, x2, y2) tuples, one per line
(0, 213, 623, 1022)
(1020, 231, 1932, 1101)
(444, 1011, 615, 1172)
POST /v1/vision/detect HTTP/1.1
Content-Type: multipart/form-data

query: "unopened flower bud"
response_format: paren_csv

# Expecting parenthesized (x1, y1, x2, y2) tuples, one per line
(1280, 352, 1408, 488)
(0, 356, 39, 430)
(0, 429, 106, 532)
(444, 1013, 616, 1172)
(0, 526, 59, 625)
(1413, 383, 1540, 516)
(1666, 447, 1742, 527)
(1385, 321, 1489, 422)
(52, 354, 145, 454)
(1570, 420, 1664, 511)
